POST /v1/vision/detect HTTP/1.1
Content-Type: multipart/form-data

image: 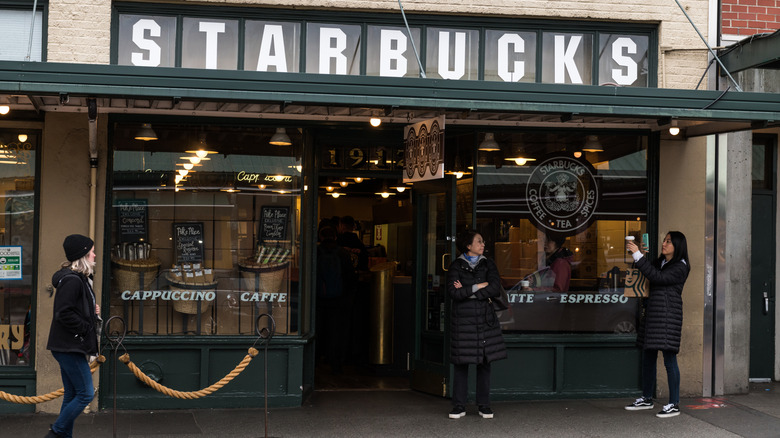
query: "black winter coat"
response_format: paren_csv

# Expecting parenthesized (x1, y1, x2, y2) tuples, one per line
(47, 268, 99, 356)
(447, 255, 507, 365)
(635, 255, 689, 353)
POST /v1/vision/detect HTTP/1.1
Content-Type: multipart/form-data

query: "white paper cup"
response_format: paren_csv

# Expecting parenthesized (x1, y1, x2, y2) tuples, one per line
(520, 280, 530, 287)
(625, 236, 635, 241)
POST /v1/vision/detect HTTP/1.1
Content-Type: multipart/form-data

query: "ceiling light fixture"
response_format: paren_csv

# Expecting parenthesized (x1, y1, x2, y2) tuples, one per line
(0, 105, 10, 115)
(269, 127, 292, 146)
(17, 134, 27, 143)
(478, 133, 500, 151)
(504, 143, 536, 166)
(134, 123, 158, 141)
(582, 135, 604, 152)
(369, 117, 382, 127)
(669, 120, 680, 136)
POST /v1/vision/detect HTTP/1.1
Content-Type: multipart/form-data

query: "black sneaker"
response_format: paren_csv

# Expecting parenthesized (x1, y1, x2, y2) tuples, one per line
(656, 403, 680, 418)
(478, 406, 494, 419)
(449, 406, 466, 419)
(625, 396, 654, 410)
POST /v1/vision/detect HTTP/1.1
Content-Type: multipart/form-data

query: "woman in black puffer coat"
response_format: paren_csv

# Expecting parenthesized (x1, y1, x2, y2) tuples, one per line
(624, 231, 690, 419)
(446, 230, 507, 420)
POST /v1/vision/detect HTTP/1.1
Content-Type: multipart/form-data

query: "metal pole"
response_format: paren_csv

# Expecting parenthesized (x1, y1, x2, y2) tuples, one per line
(397, 0, 426, 78)
(672, 0, 743, 92)
(26, 0, 38, 61)
(105, 316, 127, 438)
(255, 314, 275, 438)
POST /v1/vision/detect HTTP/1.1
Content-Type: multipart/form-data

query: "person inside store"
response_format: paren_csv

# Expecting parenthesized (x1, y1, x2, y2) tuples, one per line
(447, 230, 507, 420)
(337, 215, 368, 271)
(624, 231, 690, 418)
(46, 234, 101, 438)
(316, 226, 357, 375)
(521, 234, 573, 292)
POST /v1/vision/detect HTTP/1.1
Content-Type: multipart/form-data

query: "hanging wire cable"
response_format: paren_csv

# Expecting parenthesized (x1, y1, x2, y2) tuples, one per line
(397, 0, 426, 78)
(672, 0, 742, 92)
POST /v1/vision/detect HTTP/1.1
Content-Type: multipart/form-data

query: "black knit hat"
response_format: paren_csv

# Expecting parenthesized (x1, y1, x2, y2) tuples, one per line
(63, 234, 94, 261)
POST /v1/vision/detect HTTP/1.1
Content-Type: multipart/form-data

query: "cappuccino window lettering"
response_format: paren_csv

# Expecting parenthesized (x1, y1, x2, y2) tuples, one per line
(475, 131, 648, 334)
(110, 124, 302, 337)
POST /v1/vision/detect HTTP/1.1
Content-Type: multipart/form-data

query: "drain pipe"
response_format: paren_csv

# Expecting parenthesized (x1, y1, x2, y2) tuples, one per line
(87, 98, 98, 240)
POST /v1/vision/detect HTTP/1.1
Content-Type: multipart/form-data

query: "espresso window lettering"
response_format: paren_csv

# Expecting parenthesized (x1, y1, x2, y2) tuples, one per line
(181, 18, 239, 70)
(484, 30, 537, 83)
(598, 34, 648, 87)
(366, 25, 422, 78)
(541, 32, 593, 85)
(425, 28, 479, 80)
(305, 23, 361, 75)
(245, 21, 300, 73)
(118, 15, 176, 67)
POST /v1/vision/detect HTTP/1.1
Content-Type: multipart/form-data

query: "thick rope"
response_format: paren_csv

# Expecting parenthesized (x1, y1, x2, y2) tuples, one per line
(119, 347, 259, 399)
(0, 356, 105, 404)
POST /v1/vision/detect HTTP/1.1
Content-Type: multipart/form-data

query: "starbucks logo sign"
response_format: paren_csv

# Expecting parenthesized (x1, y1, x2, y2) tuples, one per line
(526, 156, 599, 233)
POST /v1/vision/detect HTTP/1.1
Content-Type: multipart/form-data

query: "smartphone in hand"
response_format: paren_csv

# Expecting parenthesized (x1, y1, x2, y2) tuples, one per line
(642, 233, 649, 251)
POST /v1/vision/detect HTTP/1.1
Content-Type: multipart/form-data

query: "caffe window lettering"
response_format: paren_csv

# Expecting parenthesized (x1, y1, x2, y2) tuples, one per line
(117, 13, 650, 87)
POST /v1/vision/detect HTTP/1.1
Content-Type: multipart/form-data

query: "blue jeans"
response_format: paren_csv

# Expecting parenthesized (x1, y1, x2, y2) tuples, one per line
(642, 349, 680, 405)
(51, 351, 94, 438)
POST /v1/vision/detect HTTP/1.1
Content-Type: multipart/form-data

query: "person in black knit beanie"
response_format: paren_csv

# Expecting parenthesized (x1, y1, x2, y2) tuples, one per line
(46, 234, 100, 438)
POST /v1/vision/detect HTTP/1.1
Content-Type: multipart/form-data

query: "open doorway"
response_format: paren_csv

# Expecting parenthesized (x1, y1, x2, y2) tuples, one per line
(314, 160, 415, 390)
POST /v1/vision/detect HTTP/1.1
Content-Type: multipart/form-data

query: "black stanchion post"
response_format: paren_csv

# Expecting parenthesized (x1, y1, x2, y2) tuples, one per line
(104, 316, 127, 438)
(254, 314, 275, 438)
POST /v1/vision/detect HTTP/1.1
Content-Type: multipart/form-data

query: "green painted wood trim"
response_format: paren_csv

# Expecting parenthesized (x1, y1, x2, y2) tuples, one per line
(719, 31, 780, 73)
(1, 61, 779, 122)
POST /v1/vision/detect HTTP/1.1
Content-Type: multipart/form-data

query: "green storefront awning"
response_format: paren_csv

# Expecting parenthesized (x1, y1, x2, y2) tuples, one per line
(0, 60, 778, 136)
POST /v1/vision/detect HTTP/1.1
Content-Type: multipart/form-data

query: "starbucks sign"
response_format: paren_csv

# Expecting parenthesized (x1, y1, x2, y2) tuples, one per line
(526, 156, 599, 234)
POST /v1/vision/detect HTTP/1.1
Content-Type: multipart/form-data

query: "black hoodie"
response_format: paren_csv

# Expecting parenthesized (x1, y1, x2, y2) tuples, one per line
(46, 268, 99, 356)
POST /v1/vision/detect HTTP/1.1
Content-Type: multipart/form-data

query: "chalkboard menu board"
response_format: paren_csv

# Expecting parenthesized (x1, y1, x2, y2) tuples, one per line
(173, 223, 204, 263)
(117, 199, 148, 242)
(259, 206, 290, 243)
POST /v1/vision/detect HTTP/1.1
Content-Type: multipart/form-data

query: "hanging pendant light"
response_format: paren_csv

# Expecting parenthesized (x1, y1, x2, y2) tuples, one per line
(269, 127, 292, 146)
(504, 143, 536, 166)
(134, 123, 158, 141)
(478, 132, 500, 151)
(582, 135, 603, 152)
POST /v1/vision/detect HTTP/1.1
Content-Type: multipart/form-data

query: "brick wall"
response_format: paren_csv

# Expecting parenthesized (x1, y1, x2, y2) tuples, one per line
(722, 0, 780, 37)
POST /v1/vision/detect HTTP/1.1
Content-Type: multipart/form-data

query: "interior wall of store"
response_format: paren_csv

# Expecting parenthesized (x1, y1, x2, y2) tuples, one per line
(35, 112, 108, 414)
(658, 137, 707, 398)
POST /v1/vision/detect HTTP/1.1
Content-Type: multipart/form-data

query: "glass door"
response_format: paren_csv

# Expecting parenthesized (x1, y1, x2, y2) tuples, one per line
(410, 180, 455, 396)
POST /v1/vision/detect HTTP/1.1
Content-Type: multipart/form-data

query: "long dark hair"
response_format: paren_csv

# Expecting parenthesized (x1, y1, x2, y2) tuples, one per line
(455, 230, 480, 255)
(660, 230, 690, 269)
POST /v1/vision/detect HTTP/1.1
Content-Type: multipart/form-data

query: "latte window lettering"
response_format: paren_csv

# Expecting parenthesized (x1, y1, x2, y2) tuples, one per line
(117, 12, 651, 86)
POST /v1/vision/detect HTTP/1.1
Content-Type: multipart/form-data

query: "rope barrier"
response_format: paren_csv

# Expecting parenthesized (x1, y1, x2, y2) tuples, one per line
(119, 348, 259, 399)
(1, 314, 273, 407)
(0, 356, 105, 404)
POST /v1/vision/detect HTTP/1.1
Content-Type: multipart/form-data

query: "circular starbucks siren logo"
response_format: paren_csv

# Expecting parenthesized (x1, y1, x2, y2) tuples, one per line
(526, 156, 599, 233)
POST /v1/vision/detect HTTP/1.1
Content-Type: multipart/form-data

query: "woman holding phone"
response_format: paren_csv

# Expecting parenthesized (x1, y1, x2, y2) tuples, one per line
(624, 231, 690, 418)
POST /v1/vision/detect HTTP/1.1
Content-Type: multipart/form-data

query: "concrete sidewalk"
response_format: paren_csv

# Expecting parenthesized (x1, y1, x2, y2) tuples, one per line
(3, 382, 780, 437)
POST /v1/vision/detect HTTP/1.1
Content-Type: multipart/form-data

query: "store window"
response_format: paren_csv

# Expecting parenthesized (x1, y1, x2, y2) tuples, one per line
(0, 129, 37, 365)
(0, 8, 43, 62)
(475, 131, 648, 334)
(109, 123, 302, 336)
